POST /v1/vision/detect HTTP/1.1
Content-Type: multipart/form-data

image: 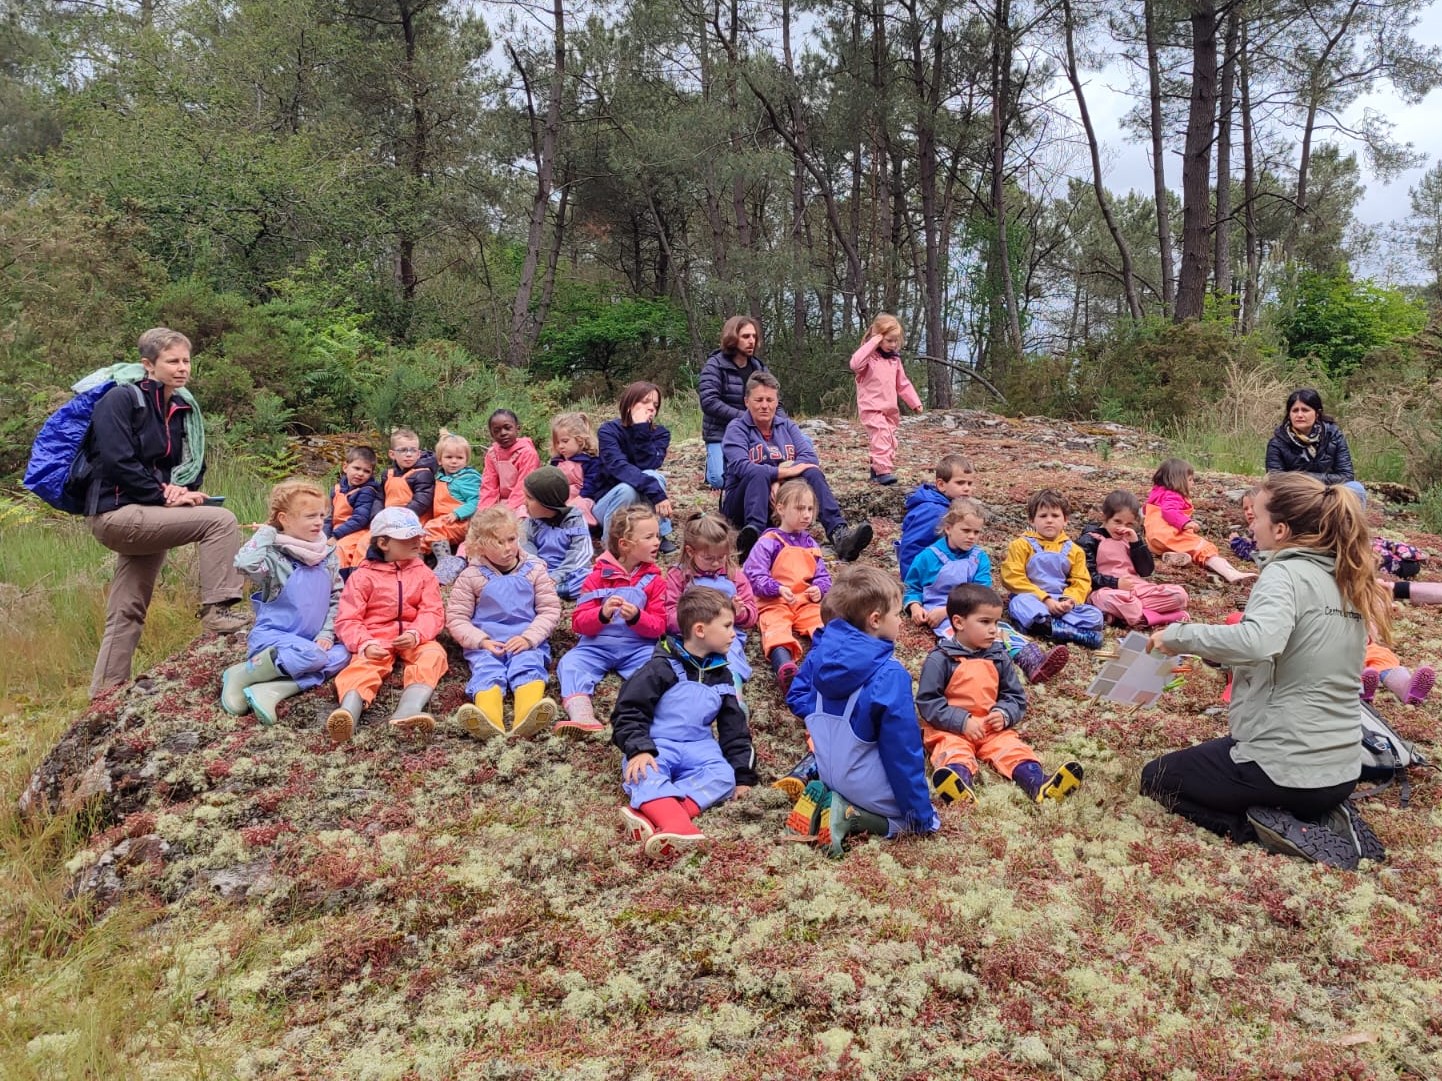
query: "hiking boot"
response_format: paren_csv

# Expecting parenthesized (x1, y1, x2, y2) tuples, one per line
(1360, 668, 1379, 703)
(1034, 761, 1084, 804)
(1015, 641, 1069, 684)
(201, 602, 250, 635)
(737, 526, 760, 561)
(388, 683, 436, 739)
(1337, 802, 1387, 863)
(870, 471, 897, 486)
(221, 647, 281, 715)
(658, 536, 678, 556)
(1245, 806, 1360, 870)
(772, 752, 818, 802)
(326, 691, 365, 745)
(932, 764, 976, 805)
(1050, 622, 1103, 651)
(1405, 665, 1435, 705)
(555, 694, 604, 736)
(829, 522, 874, 563)
(824, 792, 888, 858)
(618, 805, 654, 845)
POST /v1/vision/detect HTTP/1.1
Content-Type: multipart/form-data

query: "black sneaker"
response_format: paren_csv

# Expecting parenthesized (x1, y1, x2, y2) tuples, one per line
(737, 525, 760, 560)
(871, 472, 898, 486)
(830, 522, 873, 562)
(1246, 806, 1360, 870)
(658, 536, 678, 556)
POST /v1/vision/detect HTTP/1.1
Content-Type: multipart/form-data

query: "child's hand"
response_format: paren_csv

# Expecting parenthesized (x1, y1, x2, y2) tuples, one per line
(315, 636, 333, 652)
(1116, 526, 1139, 544)
(617, 600, 640, 622)
(1117, 575, 1138, 591)
(502, 635, 530, 654)
(362, 641, 388, 660)
(393, 631, 418, 650)
(483, 639, 507, 656)
(909, 603, 930, 626)
(963, 715, 988, 740)
(984, 710, 1007, 732)
(624, 754, 658, 783)
(804, 585, 821, 602)
(436, 512, 456, 526)
(601, 596, 623, 619)
(733, 785, 751, 799)
(778, 585, 795, 603)
(1056, 597, 1075, 613)
(1184, 522, 1200, 534)
(927, 607, 950, 628)
(1044, 597, 1066, 616)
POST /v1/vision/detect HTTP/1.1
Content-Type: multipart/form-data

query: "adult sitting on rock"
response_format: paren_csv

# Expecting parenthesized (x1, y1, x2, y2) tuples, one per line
(1140, 472, 1388, 869)
(83, 327, 249, 699)
(1264, 388, 1367, 503)
(698, 315, 769, 490)
(721, 371, 872, 562)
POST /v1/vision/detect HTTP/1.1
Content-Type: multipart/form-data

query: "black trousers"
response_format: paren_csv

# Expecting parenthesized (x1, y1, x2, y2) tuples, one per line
(1139, 737, 1356, 843)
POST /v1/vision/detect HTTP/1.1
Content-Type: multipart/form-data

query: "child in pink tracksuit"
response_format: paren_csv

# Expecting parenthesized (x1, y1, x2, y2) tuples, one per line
(850, 313, 922, 487)
(1078, 489, 1189, 629)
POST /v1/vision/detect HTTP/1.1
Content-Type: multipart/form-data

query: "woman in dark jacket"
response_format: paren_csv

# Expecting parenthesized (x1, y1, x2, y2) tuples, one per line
(1263, 388, 1366, 503)
(698, 316, 767, 489)
(85, 328, 248, 698)
(589, 381, 675, 549)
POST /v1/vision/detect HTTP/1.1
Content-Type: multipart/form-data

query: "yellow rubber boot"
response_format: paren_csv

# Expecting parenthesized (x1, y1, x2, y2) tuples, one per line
(511, 680, 558, 738)
(456, 686, 505, 739)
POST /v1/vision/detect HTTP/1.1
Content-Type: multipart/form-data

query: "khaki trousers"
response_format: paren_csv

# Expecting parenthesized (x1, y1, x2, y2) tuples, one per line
(89, 503, 244, 697)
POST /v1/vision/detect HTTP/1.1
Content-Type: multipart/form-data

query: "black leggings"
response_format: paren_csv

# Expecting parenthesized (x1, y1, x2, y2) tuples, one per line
(1140, 737, 1356, 843)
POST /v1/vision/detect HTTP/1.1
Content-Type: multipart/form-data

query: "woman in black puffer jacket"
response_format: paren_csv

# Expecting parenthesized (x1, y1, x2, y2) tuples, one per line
(1263, 388, 1366, 504)
(698, 316, 768, 490)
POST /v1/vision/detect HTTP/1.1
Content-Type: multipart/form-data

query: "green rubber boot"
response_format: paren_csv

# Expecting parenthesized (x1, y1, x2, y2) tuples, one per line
(826, 793, 889, 858)
(221, 648, 280, 715)
(245, 680, 303, 726)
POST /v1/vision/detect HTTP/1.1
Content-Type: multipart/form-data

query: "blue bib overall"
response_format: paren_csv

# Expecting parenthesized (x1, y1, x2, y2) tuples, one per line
(247, 559, 350, 690)
(804, 690, 905, 837)
(622, 662, 737, 811)
(922, 545, 986, 639)
(462, 559, 551, 694)
(1007, 537, 1102, 633)
(558, 573, 659, 697)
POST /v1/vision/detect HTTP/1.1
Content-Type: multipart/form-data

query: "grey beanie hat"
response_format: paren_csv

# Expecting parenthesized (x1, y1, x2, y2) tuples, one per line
(524, 466, 572, 513)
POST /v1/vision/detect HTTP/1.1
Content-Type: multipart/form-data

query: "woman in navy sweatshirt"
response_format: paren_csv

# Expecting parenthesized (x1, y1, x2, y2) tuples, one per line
(588, 381, 676, 551)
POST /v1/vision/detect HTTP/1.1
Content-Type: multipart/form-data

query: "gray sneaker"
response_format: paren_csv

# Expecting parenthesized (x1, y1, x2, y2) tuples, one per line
(1246, 806, 1360, 870)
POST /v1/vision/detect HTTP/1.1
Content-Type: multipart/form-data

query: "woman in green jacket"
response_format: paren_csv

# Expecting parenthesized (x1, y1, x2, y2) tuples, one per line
(1141, 473, 1390, 867)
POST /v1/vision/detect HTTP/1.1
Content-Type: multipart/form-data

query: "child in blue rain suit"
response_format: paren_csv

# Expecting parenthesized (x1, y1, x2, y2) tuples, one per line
(445, 506, 562, 740)
(519, 465, 593, 600)
(555, 505, 668, 734)
(999, 488, 1105, 651)
(784, 565, 940, 857)
(222, 479, 350, 724)
(614, 586, 757, 858)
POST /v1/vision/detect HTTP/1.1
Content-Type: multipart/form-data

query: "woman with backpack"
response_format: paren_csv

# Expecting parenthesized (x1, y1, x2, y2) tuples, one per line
(84, 328, 249, 698)
(1140, 472, 1388, 869)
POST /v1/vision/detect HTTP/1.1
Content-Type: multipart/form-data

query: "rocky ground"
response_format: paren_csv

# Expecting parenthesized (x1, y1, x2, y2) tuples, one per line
(16, 409, 1442, 1079)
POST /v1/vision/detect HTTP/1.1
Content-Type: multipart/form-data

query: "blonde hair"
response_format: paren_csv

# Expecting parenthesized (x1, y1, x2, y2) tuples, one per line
(389, 428, 420, 448)
(1259, 473, 1392, 643)
(434, 429, 471, 460)
(774, 478, 815, 510)
(865, 313, 903, 343)
(680, 512, 736, 574)
(939, 497, 986, 535)
(465, 506, 519, 550)
(606, 505, 660, 559)
(550, 412, 597, 456)
(267, 478, 326, 528)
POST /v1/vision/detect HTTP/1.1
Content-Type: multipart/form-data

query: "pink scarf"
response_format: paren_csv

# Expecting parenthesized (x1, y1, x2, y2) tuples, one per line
(276, 533, 331, 566)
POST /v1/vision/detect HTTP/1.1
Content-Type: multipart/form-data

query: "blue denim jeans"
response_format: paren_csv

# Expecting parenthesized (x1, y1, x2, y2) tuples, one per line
(704, 442, 726, 489)
(592, 470, 674, 543)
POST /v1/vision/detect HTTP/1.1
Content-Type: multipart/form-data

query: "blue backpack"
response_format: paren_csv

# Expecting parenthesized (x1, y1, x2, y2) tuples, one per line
(23, 379, 141, 514)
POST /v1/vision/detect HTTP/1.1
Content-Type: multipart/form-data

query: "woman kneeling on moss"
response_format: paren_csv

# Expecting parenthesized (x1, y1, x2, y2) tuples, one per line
(1141, 473, 1387, 870)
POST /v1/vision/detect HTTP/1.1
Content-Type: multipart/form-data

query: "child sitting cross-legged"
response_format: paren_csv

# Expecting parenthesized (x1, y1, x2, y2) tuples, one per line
(326, 507, 448, 744)
(743, 477, 830, 694)
(783, 566, 940, 857)
(1000, 488, 1105, 650)
(519, 466, 593, 600)
(916, 583, 1084, 806)
(614, 586, 758, 858)
(554, 505, 668, 735)
(1078, 489, 1189, 629)
(445, 506, 561, 740)
(223, 478, 350, 724)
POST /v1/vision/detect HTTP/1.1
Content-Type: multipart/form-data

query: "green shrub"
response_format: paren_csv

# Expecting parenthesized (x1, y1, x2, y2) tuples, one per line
(1281, 269, 1427, 378)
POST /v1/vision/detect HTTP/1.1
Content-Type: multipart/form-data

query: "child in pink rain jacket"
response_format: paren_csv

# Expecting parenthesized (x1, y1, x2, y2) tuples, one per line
(850, 313, 922, 487)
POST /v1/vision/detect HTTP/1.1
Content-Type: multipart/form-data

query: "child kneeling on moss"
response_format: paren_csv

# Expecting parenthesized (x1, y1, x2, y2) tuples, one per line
(784, 565, 939, 857)
(613, 586, 757, 858)
(916, 583, 1083, 806)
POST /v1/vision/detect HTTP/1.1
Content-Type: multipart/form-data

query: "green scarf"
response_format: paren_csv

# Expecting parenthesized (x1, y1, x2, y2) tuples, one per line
(73, 363, 207, 487)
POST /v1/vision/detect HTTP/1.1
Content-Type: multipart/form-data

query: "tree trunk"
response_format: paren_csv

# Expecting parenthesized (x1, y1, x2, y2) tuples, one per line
(908, 0, 953, 407)
(989, 0, 1023, 374)
(505, 0, 565, 367)
(1144, 0, 1175, 313)
(1240, 15, 1260, 332)
(782, 0, 808, 347)
(1214, 8, 1237, 306)
(1063, 0, 1142, 320)
(1174, 0, 1217, 323)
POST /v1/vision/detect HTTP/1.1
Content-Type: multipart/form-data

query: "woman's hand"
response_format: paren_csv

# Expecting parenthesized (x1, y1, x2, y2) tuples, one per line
(655, 498, 673, 519)
(1146, 630, 1180, 656)
(624, 754, 658, 783)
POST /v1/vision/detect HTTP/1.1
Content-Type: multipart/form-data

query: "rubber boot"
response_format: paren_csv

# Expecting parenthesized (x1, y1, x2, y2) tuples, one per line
(640, 797, 706, 858)
(455, 686, 505, 740)
(388, 683, 436, 738)
(245, 680, 302, 726)
(785, 779, 832, 838)
(825, 792, 888, 858)
(556, 694, 602, 736)
(1360, 668, 1380, 702)
(327, 691, 365, 744)
(932, 763, 976, 805)
(221, 648, 280, 715)
(1050, 621, 1103, 651)
(431, 540, 467, 586)
(1142, 608, 1188, 628)
(1014, 641, 1068, 684)
(511, 680, 559, 738)
(769, 646, 798, 695)
(1405, 665, 1436, 705)
(772, 751, 818, 802)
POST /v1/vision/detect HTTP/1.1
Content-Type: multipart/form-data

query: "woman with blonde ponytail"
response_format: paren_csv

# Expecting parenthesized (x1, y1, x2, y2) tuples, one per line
(1140, 473, 1384, 869)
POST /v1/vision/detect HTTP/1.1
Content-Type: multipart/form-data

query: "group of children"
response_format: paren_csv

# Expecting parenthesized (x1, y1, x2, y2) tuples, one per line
(215, 411, 1434, 859)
